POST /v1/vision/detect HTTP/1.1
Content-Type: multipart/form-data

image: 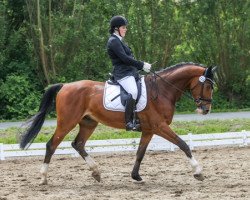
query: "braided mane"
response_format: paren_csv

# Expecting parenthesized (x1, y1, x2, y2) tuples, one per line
(156, 62, 206, 74)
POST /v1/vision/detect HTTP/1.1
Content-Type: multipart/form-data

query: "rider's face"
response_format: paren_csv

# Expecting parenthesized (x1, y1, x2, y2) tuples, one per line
(118, 26, 127, 37)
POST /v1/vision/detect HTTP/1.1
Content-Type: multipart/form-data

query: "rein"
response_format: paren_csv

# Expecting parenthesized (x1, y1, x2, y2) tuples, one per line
(149, 70, 195, 101)
(149, 70, 213, 104)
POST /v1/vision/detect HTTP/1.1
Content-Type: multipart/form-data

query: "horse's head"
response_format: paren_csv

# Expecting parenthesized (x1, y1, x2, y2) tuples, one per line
(190, 66, 216, 115)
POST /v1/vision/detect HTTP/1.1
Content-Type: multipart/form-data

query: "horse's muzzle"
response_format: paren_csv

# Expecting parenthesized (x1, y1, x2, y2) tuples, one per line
(196, 105, 211, 115)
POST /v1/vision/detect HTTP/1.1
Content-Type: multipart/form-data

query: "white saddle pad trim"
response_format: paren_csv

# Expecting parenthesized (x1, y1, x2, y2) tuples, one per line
(103, 77, 147, 112)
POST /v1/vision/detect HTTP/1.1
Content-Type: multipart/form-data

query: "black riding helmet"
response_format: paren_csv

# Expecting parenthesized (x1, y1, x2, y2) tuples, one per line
(109, 15, 128, 34)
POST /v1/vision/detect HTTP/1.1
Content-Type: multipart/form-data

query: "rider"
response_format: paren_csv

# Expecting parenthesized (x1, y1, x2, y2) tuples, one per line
(106, 15, 151, 131)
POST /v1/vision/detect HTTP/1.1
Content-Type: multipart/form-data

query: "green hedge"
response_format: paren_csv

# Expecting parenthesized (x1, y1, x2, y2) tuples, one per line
(0, 74, 41, 120)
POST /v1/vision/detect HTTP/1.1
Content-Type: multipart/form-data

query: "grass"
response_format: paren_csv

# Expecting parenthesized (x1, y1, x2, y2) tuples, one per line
(0, 119, 249, 144)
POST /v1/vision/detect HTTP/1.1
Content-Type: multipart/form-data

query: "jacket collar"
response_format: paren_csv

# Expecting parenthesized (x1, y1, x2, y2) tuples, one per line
(112, 33, 123, 41)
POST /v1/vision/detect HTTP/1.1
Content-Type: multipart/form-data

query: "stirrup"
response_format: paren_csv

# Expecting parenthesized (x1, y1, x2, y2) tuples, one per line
(132, 118, 141, 131)
(132, 123, 141, 132)
(126, 122, 141, 132)
(126, 122, 134, 131)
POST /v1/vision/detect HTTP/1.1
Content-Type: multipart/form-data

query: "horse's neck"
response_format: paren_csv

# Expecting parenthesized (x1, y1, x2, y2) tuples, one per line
(156, 66, 203, 101)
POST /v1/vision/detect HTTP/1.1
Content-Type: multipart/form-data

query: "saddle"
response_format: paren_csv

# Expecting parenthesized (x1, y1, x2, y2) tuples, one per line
(107, 74, 142, 106)
(103, 75, 147, 112)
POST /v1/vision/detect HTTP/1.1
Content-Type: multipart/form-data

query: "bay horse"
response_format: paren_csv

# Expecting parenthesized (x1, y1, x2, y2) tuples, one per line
(20, 62, 216, 185)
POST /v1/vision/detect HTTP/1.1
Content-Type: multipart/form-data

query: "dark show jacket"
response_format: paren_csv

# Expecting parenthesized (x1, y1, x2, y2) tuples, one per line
(106, 34, 144, 81)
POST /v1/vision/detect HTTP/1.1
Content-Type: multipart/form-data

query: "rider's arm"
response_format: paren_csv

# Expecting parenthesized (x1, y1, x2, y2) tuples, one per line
(110, 38, 144, 70)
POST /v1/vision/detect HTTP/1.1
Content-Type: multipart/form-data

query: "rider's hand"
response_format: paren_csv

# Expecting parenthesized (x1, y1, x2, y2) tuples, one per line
(143, 62, 151, 73)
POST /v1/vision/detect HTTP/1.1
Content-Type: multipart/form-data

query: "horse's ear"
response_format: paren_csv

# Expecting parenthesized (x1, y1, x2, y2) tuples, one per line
(204, 66, 213, 79)
(212, 66, 218, 73)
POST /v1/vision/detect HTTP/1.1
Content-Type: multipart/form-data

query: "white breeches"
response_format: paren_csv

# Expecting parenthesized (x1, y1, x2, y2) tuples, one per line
(117, 76, 138, 100)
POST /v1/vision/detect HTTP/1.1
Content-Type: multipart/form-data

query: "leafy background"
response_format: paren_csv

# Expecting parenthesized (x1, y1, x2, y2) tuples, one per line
(0, 0, 249, 120)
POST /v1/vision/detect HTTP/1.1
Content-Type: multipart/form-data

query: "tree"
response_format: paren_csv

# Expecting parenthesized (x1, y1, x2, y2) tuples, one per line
(1, 0, 250, 120)
(177, 0, 250, 103)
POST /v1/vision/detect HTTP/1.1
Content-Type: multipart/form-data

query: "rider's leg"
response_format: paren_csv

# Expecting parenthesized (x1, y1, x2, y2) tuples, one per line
(117, 76, 138, 100)
(124, 94, 136, 130)
(117, 76, 139, 131)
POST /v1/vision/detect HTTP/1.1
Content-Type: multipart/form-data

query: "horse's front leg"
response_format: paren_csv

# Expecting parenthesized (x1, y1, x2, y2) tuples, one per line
(131, 130, 153, 182)
(157, 122, 204, 181)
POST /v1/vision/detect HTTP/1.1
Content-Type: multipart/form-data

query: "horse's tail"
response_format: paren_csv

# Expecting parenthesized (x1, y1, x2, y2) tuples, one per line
(20, 83, 64, 149)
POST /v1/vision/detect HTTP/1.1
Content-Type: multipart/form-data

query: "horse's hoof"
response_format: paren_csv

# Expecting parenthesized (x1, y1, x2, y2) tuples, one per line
(133, 179, 145, 185)
(92, 171, 101, 182)
(39, 179, 48, 185)
(194, 173, 205, 181)
(131, 173, 142, 181)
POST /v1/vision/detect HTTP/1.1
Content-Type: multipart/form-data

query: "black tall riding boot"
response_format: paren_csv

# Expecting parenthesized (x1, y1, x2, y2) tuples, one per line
(125, 97, 135, 131)
(125, 97, 140, 131)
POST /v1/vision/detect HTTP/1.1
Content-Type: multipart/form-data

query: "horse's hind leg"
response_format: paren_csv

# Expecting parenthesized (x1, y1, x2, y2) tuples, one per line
(157, 122, 204, 181)
(71, 116, 100, 182)
(40, 123, 76, 185)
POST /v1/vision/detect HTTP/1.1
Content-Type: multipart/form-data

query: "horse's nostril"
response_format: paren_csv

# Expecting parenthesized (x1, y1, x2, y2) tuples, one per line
(204, 109, 210, 114)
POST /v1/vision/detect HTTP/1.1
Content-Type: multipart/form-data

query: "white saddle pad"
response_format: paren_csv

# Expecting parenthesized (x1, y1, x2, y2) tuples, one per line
(103, 77, 147, 112)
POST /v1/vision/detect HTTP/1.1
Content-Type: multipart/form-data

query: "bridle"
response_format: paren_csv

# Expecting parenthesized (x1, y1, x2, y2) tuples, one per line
(149, 70, 214, 107)
(190, 76, 214, 106)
